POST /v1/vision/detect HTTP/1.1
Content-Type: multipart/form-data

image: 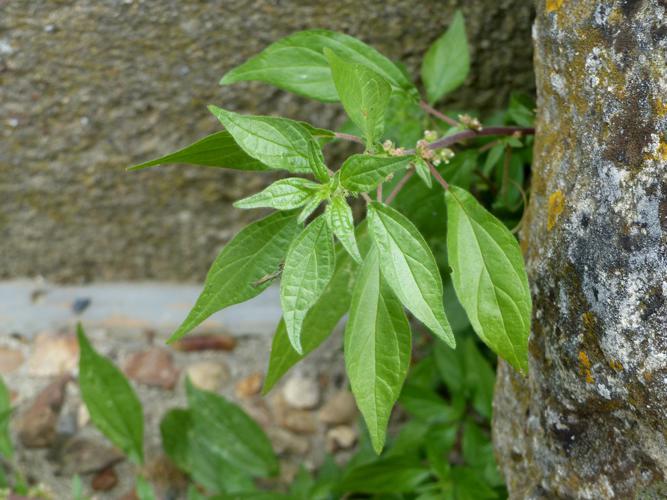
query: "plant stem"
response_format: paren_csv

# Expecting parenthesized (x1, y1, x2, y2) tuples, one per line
(385, 168, 415, 204)
(361, 192, 372, 203)
(376, 184, 383, 202)
(404, 126, 534, 155)
(420, 100, 459, 127)
(427, 160, 449, 190)
(334, 132, 365, 145)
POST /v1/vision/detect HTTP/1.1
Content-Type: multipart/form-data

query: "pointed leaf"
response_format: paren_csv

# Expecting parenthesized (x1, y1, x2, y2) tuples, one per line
(127, 131, 270, 172)
(445, 185, 531, 373)
(186, 381, 278, 477)
(421, 10, 470, 104)
(297, 191, 325, 224)
(280, 215, 335, 353)
(413, 157, 433, 188)
(338, 457, 429, 494)
(169, 211, 300, 343)
(0, 378, 12, 458)
(345, 249, 411, 454)
(340, 154, 411, 192)
(264, 228, 368, 394)
(234, 178, 322, 210)
(77, 324, 144, 464)
(220, 30, 418, 102)
(160, 409, 192, 473)
(209, 106, 329, 181)
(367, 202, 455, 347)
(325, 196, 361, 263)
(325, 49, 391, 146)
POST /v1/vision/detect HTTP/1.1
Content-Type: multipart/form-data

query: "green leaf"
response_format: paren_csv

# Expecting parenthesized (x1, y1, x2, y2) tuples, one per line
(160, 409, 192, 473)
(0, 377, 12, 459)
(325, 196, 361, 263)
(77, 324, 144, 464)
(209, 106, 329, 181)
(325, 49, 391, 147)
(507, 92, 535, 127)
(338, 457, 430, 494)
(186, 381, 278, 478)
(234, 178, 322, 210)
(399, 383, 464, 423)
(344, 249, 411, 454)
(136, 476, 157, 500)
(127, 131, 270, 172)
(367, 202, 455, 347)
(297, 191, 325, 224)
(281, 215, 335, 353)
(413, 157, 433, 188)
(220, 30, 418, 103)
(421, 10, 470, 104)
(340, 154, 411, 192)
(169, 211, 300, 343)
(483, 143, 505, 175)
(264, 228, 366, 394)
(383, 93, 426, 146)
(445, 186, 531, 373)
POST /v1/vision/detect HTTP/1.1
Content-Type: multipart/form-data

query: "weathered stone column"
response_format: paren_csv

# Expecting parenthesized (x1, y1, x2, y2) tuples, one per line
(493, 0, 667, 498)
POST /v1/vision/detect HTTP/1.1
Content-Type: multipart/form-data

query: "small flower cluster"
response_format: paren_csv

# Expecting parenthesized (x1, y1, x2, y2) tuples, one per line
(382, 140, 406, 157)
(417, 130, 455, 166)
(458, 114, 482, 131)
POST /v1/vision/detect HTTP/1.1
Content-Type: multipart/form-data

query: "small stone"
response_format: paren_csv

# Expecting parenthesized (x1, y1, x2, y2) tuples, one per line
(77, 404, 90, 428)
(57, 436, 124, 475)
(283, 375, 320, 410)
(185, 361, 230, 392)
(17, 375, 69, 448)
(27, 333, 78, 376)
(326, 425, 357, 452)
(235, 372, 263, 398)
(172, 334, 236, 352)
(318, 390, 357, 425)
(267, 427, 310, 456)
(123, 347, 179, 390)
(240, 398, 272, 429)
(92, 466, 118, 491)
(0, 346, 23, 374)
(281, 409, 317, 435)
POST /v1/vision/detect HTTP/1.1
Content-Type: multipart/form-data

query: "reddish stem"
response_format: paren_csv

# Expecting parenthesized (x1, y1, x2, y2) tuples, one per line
(334, 132, 364, 145)
(426, 160, 449, 190)
(420, 100, 459, 127)
(385, 168, 415, 204)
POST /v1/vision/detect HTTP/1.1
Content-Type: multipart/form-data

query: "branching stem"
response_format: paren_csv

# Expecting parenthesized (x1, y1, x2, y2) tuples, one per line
(404, 126, 534, 156)
(385, 168, 415, 205)
(427, 160, 449, 190)
(419, 100, 459, 127)
(334, 132, 365, 145)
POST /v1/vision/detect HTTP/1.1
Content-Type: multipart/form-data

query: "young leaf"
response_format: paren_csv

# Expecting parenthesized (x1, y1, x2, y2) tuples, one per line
(0, 378, 12, 458)
(421, 10, 470, 104)
(77, 324, 144, 464)
(209, 106, 329, 181)
(169, 211, 300, 343)
(325, 49, 391, 147)
(325, 196, 361, 263)
(127, 131, 269, 172)
(186, 381, 278, 477)
(234, 178, 321, 210)
(220, 30, 418, 103)
(367, 202, 455, 347)
(297, 191, 325, 224)
(340, 154, 411, 192)
(136, 476, 157, 500)
(413, 157, 433, 188)
(338, 456, 430, 494)
(264, 228, 367, 394)
(344, 249, 411, 454)
(445, 185, 531, 373)
(280, 215, 336, 353)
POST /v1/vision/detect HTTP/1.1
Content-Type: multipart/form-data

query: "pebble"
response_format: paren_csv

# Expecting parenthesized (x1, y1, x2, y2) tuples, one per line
(318, 390, 357, 425)
(281, 409, 317, 435)
(283, 374, 320, 410)
(325, 425, 357, 452)
(0, 346, 23, 374)
(240, 398, 272, 429)
(185, 361, 230, 392)
(172, 334, 236, 352)
(17, 375, 69, 448)
(92, 466, 118, 491)
(27, 333, 79, 376)
(235, 372, 263, 398)
(267, 427, 310, 456)
(56, 436, 125, 475)
(123, 347, 179, 390)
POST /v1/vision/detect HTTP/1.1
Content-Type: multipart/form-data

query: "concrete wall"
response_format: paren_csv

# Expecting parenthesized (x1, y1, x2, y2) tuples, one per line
(0, 0, 535, 283)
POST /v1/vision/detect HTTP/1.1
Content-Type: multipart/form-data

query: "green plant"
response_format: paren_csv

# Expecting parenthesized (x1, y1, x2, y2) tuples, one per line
(124, 10, 534, 497)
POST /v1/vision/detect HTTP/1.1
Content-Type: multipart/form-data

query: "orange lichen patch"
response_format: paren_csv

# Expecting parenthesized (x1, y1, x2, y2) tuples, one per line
(546, 0, 564, 13)
(578, 351, 594, 384)
(609, 359, 624, 372)
(547, 190, 565, 231)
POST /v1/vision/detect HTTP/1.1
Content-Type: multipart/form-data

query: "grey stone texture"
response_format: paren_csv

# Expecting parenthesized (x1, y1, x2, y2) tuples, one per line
(0, 0, 535, 283)
(493, 0, 667, 498)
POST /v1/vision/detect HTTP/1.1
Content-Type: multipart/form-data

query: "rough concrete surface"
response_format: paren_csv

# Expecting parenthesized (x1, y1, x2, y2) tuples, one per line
(493, 0, 667, 498)
(0, 0, 535, 283)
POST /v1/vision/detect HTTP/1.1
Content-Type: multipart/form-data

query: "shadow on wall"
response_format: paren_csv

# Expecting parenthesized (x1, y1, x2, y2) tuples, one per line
(0, 0, 535, 283)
